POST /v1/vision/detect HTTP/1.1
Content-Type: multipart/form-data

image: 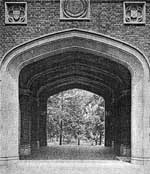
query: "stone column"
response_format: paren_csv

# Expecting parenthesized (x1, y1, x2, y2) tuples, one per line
(131, 79, 145, 165)
(119, 91, 131, 157)
(105, 111, 111, 147)
(31, 97, 39, 150)
(116, 90, 131, 157)
(19, 89, 32, 156)
(0, 73, 20, 163)
(105, 99, 114, 147)
(39, 96, 47, 147)
(111, 98, 121, 155)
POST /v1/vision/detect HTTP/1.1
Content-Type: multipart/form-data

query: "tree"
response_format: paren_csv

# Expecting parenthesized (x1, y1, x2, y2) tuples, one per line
(47, 89, 105, 146)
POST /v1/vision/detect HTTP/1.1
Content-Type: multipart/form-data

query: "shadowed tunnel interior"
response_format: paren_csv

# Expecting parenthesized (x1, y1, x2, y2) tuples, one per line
(19, 50, 131, 160)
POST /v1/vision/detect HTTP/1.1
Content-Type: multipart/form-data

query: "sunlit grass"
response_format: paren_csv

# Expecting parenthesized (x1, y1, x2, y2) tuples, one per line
(22, 145, 116, 160)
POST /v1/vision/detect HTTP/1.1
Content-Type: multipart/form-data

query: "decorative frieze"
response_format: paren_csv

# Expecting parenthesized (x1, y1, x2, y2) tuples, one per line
(60, 0, 90, 20)
(5, 2, 27, 24)
(123, 1, 146, 24)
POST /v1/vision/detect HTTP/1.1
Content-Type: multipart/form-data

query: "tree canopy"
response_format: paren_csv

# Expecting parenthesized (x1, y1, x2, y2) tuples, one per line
(47, 88, 105, 145)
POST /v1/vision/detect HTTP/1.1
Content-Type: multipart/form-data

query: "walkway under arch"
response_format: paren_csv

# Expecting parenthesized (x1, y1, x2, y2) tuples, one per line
(0, 29, 150, 169)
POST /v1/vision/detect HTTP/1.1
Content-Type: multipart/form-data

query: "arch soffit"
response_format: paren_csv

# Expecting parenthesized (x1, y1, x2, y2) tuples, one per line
(38, 80, 113, 102)
(1, 29, 149, 80)
(25, 60, 125, 89)
(28, 69, 124, 94)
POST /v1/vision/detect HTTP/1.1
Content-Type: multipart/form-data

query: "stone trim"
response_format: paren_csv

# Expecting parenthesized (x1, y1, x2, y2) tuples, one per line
(20, 0, 150, 3)
(19, 88, 33, 96)
(0, 29, 150, 166)
(37, 77, 114, 99)
(1, 29, 150, 75)
(60, 0, 90, 20)
(123, 1, 146, 24)
(0, 156, 19, 161)
(5, 2, 27, 25)
(131, 157, 150, 165)
(118, 89, 131, 100)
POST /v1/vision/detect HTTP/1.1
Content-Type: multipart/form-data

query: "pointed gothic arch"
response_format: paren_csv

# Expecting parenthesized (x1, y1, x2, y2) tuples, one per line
(0, 29, 150, 165)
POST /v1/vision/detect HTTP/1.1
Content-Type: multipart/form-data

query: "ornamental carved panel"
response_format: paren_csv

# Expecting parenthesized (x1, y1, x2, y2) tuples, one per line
(5, 2, 27, 24)
(60, 0, 90, 20)
(123, 1, 146, 24)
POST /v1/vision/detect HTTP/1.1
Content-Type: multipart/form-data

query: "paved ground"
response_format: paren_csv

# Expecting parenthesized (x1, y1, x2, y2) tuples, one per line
(0, 146, 145, 174)
(21, 145, 116, 160)
(6, 160, 143, 174)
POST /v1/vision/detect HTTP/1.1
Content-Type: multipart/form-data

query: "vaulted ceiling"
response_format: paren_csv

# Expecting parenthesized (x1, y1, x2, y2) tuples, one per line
(19, 51, 131, 101)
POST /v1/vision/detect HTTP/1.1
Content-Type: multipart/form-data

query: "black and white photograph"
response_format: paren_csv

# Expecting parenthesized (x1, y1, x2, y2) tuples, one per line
(0, 0, 150, 174)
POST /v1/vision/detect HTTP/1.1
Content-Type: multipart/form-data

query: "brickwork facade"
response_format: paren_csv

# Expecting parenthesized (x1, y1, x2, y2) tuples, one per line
(1, 1, 150, 173)
(1, 0, 150, 60)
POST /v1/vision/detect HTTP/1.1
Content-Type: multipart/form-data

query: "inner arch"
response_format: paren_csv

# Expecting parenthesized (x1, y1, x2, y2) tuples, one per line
(19, 50, 131, 160)
(0, 29, 149, 164)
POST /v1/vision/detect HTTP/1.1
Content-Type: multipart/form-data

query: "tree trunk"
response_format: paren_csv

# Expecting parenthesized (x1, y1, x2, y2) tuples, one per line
(78, 137, 80, 145)
(56, 135, 59, 141)
(99, 133, 102, 145)
(77, 133, 80, 146)
(59, 120, 63, 145)
(95, 138, 97, 145)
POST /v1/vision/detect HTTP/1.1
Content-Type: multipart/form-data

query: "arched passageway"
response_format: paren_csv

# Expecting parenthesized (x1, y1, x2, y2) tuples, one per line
(0, 29, 150, 165)
(19, 50, 131, 159)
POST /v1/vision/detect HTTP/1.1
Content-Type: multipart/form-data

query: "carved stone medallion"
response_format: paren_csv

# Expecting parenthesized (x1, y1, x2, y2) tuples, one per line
(60, 0, 90, 20)
(5, 2, 27, 24)
(123, 2, 146, 24)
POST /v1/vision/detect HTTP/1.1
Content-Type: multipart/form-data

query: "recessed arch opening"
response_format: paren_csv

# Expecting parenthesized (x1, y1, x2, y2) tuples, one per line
(18, 50, 131, 161)
(46, 88, 106, 160)
(0, 29, 149, 165)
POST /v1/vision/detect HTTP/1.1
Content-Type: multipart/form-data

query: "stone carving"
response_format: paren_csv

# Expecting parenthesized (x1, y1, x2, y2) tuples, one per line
(60, 0, 90, 20)
(123, 2, 146, 24)
(5, 2, 27, 24)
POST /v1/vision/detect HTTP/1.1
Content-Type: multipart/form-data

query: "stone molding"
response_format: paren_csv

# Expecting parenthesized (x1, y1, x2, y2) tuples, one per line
(37, 77, 114, 100)
(5, 2, 27, 25)
(2, 1, 149, 25)
(118, 89, 131, 100)
(60, 0, 90, 20)
(1, 29, 150, 165)
(0, 156, 19, 162)
(131, 157, 150, 165)
(1, 29, 149, 75)
(123, 1, 146, 24)
(19, 88, 39, 102)
(19, 88, 32, 96)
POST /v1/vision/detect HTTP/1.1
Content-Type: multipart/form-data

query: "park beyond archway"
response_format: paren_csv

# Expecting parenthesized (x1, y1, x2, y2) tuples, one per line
(0, 29, 150, 167)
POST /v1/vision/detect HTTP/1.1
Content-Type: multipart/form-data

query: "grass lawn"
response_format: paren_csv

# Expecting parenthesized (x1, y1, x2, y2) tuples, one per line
(21, 145, 116, 160)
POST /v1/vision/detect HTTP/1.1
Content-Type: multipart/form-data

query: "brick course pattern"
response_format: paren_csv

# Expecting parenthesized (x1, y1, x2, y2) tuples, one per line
(0, 0, 150, 61)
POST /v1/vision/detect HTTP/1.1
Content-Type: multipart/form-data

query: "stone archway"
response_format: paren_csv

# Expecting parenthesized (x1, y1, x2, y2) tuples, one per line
(0, 29, 150, 165)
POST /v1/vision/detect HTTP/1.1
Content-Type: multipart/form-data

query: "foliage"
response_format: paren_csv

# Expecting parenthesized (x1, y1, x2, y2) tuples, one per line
(47, 89, 105, 145)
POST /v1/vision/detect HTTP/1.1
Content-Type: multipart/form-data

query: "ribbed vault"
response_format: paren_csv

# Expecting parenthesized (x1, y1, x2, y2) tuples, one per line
(19, 49, 131, 157)
(19, 51, 131, 100)
(1, 29, 149, 164)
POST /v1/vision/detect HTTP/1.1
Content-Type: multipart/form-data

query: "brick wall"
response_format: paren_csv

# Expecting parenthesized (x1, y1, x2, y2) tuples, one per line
(0, 0, 150, 60)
